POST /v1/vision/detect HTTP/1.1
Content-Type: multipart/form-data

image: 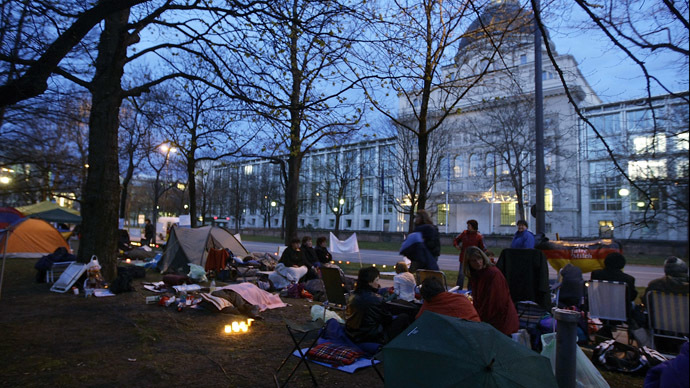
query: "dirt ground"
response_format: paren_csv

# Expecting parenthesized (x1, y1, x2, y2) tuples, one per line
(0, 257, 645, 388)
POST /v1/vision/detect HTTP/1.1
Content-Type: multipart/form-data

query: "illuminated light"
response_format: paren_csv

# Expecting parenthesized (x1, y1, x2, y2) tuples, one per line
(346, 261, 350, 265)
(226, 217, 230, 220)
(239, 322, 248, 332)
(125, 258, 131, 264)
(247, 318, 254, 327)
(84, 164, 89, 169)
(0, 177, 10, 184)
(637, 202, 645, 208)
(382, 265, 386, 268)
(338, 261, 342, 264)
(213, 216, 218, 220)
(271, 201, 277, 207)
(372, 264, 376, 267)
(232, 322, 240, 332)
(225, 325, 232, 333)
(331, 261, 335, 264)
(618, 188, 630, 196)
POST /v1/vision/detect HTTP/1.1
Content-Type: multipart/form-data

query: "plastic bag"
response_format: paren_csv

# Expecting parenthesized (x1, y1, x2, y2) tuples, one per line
(311, 305, 345, 324)
(541, 333, 610, 388)
(85, 255, 101, 271)
(187, 263, 208, 282)
(592, 339, 648, 374)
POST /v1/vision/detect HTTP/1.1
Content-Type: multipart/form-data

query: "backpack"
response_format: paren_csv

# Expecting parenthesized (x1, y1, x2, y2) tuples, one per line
(592, 339, 648, 374)
(110, 268, 134, 294)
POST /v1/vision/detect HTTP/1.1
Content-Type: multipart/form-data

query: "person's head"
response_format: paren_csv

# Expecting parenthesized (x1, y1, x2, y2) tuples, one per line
(145, 219, 151, 224)
(664, 257, 689, 280)
(356, 266, 380, 291)
(414, 209, 433, 225)
(466, 219, 478, 232)
(464, 246, 492, 278)
(604, 252, 626, 270)
(290, 237, 301, 249)
(420, 277, 445, 302)
(395, 261, 408, 274)
(517, 220, 528, 232)
(316, 236, 327, 247)
(301, 236, 312, 247)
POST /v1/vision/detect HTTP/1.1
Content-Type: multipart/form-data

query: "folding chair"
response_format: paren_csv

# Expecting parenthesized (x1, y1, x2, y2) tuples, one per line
(273, 319, 324, 387)
(46, 261, 76, 283)
(645, 291, 689, 352)
(415, 269, 448, 290)
(320, 266, 349, 311)
(586, 279, 631, 344)
(50, 262, 87, 293)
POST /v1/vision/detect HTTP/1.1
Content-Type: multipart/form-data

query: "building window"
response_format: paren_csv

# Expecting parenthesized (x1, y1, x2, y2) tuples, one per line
(500, 203, 516, 226)
(243, 165, 253, 175)
(454, 156, 463, 178)
(362, 219, 370, 229)
(329, 219, 335, 228)
(437, 204, 448, 226)
(632, 134, 666, 154)
(598, 220, 614, 238)
(545, 188, 553, 211)
(631, 186, 664, 211)
(627, 109, 653, 132)
(589, 162, 623, 211)
(520, 54, 527, 65)
(587, 113, 621, 158)
(628, 160, 667, 180)
(469, 154, 480, 176)
(345, 219, 352, 229)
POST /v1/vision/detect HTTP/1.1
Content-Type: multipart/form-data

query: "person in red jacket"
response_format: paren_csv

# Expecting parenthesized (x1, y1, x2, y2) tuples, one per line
(416, 276, 480, 322)
(453, 219, 486, 289)
(464, 246, 519, 336)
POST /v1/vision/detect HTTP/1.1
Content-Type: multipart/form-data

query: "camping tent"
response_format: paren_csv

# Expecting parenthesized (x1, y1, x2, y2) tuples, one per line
(158, 225, 250, 274)
(0, 218, 70, 259)
(0, 207, 24, 229)
(16, 201, 81, 224)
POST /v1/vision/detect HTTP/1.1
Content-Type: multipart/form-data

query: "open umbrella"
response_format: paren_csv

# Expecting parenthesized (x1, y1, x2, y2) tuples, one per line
(383, 312, 557, 388)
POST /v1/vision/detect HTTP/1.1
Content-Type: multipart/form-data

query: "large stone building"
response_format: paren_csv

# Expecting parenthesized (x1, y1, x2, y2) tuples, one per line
(209, 1, 688, 241)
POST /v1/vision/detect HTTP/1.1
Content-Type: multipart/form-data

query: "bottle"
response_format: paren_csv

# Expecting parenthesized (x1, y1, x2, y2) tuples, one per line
(210, 279, 216, 293)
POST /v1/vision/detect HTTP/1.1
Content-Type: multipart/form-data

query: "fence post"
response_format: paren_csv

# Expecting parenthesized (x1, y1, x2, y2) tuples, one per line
(554, 308, 581, 388)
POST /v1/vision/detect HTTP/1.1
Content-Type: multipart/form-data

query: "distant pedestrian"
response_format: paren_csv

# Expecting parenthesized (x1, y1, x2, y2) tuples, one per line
(453, 219, 487, 288)
(510, 220, 535, 249)
(143, 219, 154, 247)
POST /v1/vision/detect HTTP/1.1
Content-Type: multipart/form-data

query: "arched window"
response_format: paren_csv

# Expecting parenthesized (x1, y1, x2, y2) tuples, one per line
(454, 156, 463, 178)
(485, 154, 494, 176)
(469, 154, 480, 176)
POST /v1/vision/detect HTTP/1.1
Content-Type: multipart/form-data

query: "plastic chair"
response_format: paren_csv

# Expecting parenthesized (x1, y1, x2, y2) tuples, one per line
(586, 279, 631, 343)
(645, 291, 689, 351)
(415, 269, 448, 290)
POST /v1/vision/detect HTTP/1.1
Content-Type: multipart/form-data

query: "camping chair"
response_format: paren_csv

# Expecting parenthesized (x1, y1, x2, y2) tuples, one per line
(46, 261, 76, 283)
(320, 266, 349, 319)
(273, 319, 324, 387)
(645, 291, 689, 352)
(586, 279, 631, 344)
(50, 262, 87, 293)
(415, 269, 448, 290)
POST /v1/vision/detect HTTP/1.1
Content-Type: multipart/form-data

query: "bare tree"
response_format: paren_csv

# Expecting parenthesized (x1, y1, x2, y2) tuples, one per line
(360, 0, 528, 223)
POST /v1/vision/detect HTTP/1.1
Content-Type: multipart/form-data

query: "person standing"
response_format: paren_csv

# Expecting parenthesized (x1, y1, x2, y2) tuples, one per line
(453, 219, 486, 288)
(412, 209, 441, 270)
(143, 219, 155, 247)
(510, 220, 535, 249)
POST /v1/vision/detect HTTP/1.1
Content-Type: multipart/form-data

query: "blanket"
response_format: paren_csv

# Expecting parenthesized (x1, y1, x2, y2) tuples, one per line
(292, 348, 379, 373)
(221, 282, 287, 311)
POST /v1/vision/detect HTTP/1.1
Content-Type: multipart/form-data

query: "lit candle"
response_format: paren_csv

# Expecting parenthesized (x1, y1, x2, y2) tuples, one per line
(338, 260, 342, 264)
(346, 261, 350, 265)
(240, 322, 248, 332)
(224, 325, 232, 333)
(247, 318, 254, 327)
(232, 322, 240, 332)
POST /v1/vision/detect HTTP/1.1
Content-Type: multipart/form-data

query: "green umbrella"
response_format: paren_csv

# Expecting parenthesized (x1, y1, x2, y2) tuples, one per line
(383, 312, 557, 388)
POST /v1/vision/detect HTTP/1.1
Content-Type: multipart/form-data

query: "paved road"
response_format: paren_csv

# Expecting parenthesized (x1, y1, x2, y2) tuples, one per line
(241, 241, 664, 287)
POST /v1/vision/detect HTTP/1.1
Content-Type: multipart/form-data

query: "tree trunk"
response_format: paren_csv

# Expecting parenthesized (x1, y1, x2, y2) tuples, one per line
(284, 154, 301, 245)
(187, 156, 197, 227)
(79, 9, 130, 282)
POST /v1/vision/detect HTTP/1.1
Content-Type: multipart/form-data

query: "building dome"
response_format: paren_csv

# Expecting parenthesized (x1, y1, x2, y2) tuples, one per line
(456, 0, 543, 61)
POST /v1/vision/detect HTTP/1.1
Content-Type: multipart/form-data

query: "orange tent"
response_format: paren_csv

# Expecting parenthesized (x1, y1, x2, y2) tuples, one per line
(0, 218, 70, 259)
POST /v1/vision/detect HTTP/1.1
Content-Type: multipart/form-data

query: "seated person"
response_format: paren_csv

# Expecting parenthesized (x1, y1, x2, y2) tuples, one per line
(558, 263, 584, 308)
(644, 257, 689, 297)
(314, 236, 332, 265)
(590, 252, 638, 304)
(345, 266, 410, 344)
(301, 236, 318, 267)
(464, 246, 519, 336)
(393, 261, 416, 302)
(268, 238, 309, 289)
(416, 277, 480, 322)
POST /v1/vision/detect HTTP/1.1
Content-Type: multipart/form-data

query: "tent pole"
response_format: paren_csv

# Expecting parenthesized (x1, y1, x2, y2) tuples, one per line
(0, 229, 10, 300)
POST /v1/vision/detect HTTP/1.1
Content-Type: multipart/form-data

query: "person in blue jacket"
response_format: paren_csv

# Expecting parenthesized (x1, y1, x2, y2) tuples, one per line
(510, 220, 535, 249)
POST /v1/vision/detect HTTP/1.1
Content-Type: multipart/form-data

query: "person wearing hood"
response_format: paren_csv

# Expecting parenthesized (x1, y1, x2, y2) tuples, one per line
(590, 252, 638, 304)
(644, 257, 689, 297)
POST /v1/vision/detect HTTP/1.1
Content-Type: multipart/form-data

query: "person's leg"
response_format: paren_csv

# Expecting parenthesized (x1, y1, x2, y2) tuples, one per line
(456, 261, 464, 288)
